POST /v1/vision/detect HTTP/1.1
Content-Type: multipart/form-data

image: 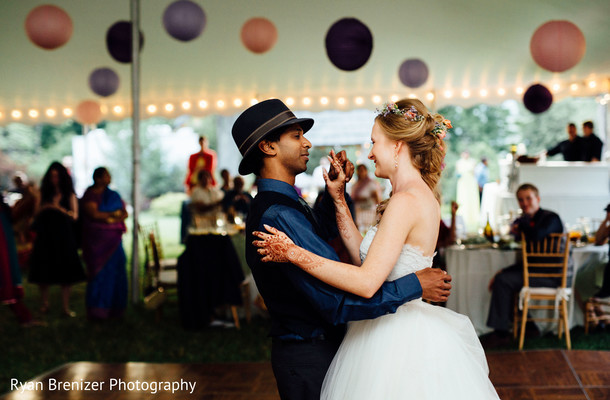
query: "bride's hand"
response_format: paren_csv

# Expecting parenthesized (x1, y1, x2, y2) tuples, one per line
(253, 224, 296, 263)
(323, 150, 346, 204)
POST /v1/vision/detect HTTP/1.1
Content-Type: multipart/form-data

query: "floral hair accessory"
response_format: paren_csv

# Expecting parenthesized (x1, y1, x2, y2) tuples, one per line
(375, 103, 424, 122)
(430, 119, 452, 150)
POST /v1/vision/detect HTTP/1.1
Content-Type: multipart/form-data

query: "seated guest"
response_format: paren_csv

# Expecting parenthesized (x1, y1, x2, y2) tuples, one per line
(546, 123, 583, 161)
(222, 176, 253, 218)
(190, 170, 224, 229)
(582, 121, 603, 162)
(591, 204, 610, 298)
(219, 168, 232, 194)
(483, 183, 566, 346)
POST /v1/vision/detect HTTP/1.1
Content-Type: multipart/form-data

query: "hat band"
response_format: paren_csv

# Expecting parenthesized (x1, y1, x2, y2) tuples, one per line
(239, 110, 296, 155)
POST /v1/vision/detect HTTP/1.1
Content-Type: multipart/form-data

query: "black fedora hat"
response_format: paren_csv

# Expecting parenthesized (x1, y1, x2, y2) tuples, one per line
(232, 99, 314, 175)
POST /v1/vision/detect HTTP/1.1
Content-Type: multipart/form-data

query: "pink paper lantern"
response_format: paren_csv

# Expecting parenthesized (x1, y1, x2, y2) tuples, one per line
(75, 100, 102, 125)
(25, 5, 73, 50)
(530, 20, 586, 73)
(240, 18, 277, 54)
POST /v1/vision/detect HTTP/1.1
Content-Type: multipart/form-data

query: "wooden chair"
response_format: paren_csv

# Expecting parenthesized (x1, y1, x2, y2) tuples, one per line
(584, 297, 610, 334)
(515, 232, 571, 350)
(140, 222, 178, 295)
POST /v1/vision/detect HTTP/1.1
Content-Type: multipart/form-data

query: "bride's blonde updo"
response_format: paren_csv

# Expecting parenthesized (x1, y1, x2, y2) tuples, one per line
(374, 98, 449, 217)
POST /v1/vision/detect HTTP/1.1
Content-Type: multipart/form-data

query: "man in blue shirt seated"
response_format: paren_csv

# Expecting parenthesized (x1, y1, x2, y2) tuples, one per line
(232, 99, 451, 400)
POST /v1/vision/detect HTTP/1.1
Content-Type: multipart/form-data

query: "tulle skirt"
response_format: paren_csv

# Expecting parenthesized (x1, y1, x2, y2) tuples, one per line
(321, 299, 499, 400)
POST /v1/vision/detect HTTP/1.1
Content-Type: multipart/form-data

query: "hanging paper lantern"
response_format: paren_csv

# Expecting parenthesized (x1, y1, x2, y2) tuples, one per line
(75, 100, 102, 125)
(88, 68, 120, 97)
(325, 18, 373, 71)
(523, 84, 553, 114)
(106, 21, 145, 63)
(163, 0, 206, 42)
(240, 18, 277, 54)
(398, 59, 429, 88)
(530, 20, 586, 73)
(24, 5, 73, 50)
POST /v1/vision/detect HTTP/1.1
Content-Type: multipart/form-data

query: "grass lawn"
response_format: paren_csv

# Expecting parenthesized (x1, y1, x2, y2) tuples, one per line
(2, 213, 610, 395)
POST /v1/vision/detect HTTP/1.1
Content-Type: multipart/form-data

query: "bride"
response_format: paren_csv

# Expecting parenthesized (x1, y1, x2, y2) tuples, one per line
(254, 99, 499, 399)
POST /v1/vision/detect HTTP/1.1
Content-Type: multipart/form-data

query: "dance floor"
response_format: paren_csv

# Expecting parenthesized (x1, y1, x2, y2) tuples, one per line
(2, 350, 609, 399)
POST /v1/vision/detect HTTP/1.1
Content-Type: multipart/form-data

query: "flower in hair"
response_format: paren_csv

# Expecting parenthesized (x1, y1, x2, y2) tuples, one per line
(375, 103, 424, 122)
(430, 119, 452, 150)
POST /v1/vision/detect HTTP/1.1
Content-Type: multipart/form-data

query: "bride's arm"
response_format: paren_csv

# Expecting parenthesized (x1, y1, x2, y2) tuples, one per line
(324, 152, 364, 265)
(255, 193, 415, 298)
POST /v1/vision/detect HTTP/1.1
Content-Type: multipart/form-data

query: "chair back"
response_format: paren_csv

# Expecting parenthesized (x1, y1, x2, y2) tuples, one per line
(139, 222, 163, 273)
(521, 232, 570, 288)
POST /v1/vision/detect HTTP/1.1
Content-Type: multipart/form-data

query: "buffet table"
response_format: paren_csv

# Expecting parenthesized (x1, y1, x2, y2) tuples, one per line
(445, 243, 608, 335)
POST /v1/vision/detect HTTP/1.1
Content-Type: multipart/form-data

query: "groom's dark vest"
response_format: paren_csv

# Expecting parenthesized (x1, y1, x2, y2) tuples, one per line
(246, 190, 345, 341)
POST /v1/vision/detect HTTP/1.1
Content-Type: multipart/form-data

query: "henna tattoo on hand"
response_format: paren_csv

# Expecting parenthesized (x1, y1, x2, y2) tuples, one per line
(336, 202, 352, 240)
(259, 232, 323, 270)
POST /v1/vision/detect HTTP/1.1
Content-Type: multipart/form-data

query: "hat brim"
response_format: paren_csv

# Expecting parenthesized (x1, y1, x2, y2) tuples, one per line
(238, 117, 314, 175)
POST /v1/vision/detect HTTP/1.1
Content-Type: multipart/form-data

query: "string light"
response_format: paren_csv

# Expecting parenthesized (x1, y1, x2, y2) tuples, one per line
(147, 105, 157, 114)
(28, 109, 39, 118)
(0, 111, 3, 119)
(198, 100, 208, 109)
(552, 83, 561, 92)
(45, 109, 56, 117)
(355, 96, 364, 105)
(320, 96, 329, 105)
(408, 93, 416, 99)
(285, 97, 295, 106)
(216, 100, 225, 108)
(249, 98, 258, 106)
(426, 92, 435, 101)
(337, 97, 346, 105)
(570, 83, 578, 92)
(390, 95, 399, 102)
(113, 105, 124, 114)
(63, 108, 72, 117)
(461, 89, 470, 98)
(588, 81, 597, 89)
(233, 98, 243, 107)
(11, 110, 22, 119)
(164, 103, 174, 112)
(302, 97, 311, 106)
(372, 95, 382, 104)
(515, 87, 524, 95)
(497, 88, 506, 96)
(443, 90, 453, 99)
(181, 101, 191, 110)
(479, 89, 488, 97)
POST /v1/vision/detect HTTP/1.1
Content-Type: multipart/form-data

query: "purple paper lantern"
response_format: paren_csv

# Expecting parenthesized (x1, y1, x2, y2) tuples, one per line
(106, 21, 145, 63)
(163, 0, 206, 42)
(523, 84, 553, 114)
(398, 59, 429, 88)
(88, 68, 120, 97)
(325, 18, 373, 71)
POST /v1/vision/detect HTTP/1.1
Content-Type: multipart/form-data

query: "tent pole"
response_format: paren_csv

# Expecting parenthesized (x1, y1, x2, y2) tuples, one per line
(130, 0, 141, 304)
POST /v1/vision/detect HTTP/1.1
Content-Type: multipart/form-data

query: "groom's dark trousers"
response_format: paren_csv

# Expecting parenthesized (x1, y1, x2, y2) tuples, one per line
(246, 179, 423, 400)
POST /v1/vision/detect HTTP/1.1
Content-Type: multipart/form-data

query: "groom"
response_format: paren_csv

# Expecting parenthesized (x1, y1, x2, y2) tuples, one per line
(232, 99, 451, 400)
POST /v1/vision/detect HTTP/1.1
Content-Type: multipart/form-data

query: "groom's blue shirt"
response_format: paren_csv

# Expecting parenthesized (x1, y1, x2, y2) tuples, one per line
(254, 178, 422, 337)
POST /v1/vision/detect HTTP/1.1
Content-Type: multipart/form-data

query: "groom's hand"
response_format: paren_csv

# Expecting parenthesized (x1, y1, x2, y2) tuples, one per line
(327, 150, 354, 183)
(415, 268, 452, 302)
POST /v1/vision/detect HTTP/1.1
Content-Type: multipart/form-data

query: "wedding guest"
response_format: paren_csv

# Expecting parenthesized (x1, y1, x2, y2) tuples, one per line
(591, 204, 610, 298)
(219, 169, 232, 193)
(80, 167, 128, 320)
(581, 121, 603, 162)
(433, 200, 459, 270)
(222, 176, 253, 218)
(185, 135, 217, 194)
(350, 164, 382, 232)
(10, 180, 39, 268)
(231, 99, 450, 400)
(1, 198, 36, 326)
(483, 183, 566, 346)
(190, 170, 224, 228)
(546, 123, 583, 161)
(28, 162, 85, 317)
(474, 157, 489, 201)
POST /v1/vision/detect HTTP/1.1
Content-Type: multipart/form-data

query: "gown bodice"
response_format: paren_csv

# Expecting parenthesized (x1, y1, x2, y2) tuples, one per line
(360, 226, 433, 282)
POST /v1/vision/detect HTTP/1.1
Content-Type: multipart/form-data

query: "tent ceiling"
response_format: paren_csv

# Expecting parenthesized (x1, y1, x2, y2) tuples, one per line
(1, 0, 609, 123)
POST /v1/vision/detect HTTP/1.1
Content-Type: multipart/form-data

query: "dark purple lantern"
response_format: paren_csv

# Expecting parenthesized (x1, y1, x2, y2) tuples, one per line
(88, 67, 119, 97)
(325, 18, 373, 71)
(523, 84, 553, 114)
(163, 0, 206, 42)
(106, 21, 145, 63)
(398, 59, 429, 88)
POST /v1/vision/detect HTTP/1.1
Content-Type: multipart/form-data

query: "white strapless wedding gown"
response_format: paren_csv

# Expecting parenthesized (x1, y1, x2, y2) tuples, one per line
(321, 226, 499, 399)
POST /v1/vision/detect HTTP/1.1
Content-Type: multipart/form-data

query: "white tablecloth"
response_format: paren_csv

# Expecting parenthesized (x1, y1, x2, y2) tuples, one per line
(445, 244, 608, 336)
